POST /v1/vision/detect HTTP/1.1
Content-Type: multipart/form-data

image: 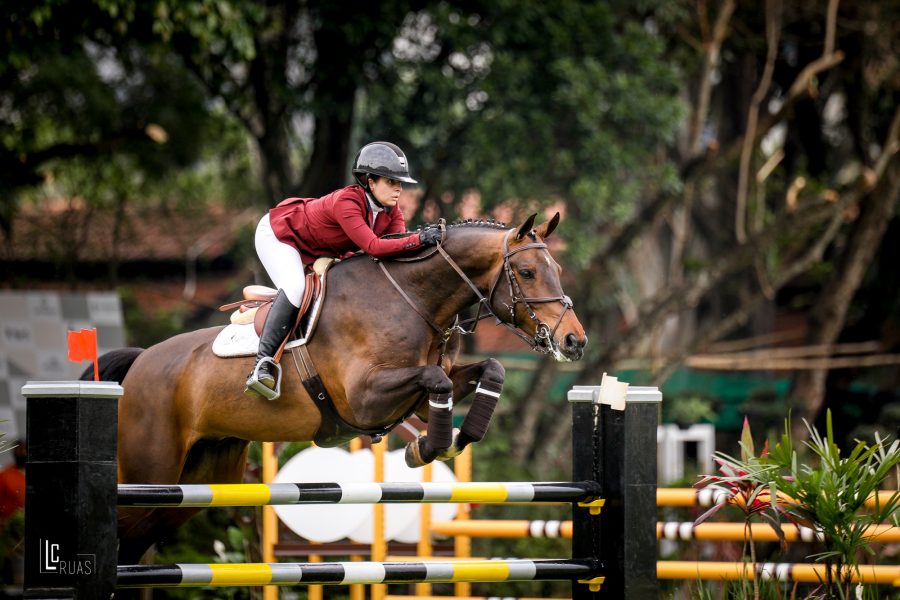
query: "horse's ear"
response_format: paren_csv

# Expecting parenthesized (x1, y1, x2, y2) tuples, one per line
(515, 213, 538, 241)
(536, 212, 560, 239)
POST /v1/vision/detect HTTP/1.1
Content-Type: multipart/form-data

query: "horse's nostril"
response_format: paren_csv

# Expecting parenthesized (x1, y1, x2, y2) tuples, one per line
(565, 333, 584, 350)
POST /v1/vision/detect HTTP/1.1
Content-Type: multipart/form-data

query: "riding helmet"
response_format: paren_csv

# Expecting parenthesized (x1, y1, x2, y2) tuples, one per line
(352, 141, 417, 185)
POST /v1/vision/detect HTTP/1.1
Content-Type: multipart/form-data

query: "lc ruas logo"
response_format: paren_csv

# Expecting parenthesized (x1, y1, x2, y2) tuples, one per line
(39, 539, 95, 575)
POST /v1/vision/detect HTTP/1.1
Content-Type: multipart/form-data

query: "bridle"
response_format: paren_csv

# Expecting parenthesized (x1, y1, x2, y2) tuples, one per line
(378, 226, 575, 356)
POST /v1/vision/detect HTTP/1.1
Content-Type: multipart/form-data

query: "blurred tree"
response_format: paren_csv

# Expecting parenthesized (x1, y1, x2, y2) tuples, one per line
(558, 0, 899, 458)
(3, 0, 898, 470)
(642, 0, 900, 444)
(0, 1, 258, 285)
(355, 0, 899, 466)
(361, 1, 684, 231)
(1, 0, 438, 212)
(358, 0, 685, 461)
(140, 0, 428, 201)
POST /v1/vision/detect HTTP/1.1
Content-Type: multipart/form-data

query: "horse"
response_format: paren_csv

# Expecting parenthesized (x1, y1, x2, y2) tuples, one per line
(88, 213, 587, 564)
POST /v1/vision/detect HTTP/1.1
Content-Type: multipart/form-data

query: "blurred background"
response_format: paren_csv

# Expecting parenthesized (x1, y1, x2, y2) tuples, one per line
(3, 0, 898, 458)
(2, 0, 899, 596)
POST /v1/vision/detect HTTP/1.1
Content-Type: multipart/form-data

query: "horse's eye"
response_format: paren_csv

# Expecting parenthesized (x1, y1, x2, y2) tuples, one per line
(519, 268, 535, 279)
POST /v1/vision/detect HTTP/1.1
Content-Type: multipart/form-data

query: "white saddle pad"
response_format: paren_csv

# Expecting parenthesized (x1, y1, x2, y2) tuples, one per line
(212, 257, 336, 359)
(212, 323, 305, 358)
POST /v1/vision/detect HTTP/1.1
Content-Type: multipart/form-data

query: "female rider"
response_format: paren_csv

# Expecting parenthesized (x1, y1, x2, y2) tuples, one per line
(247, 141, 442, 399)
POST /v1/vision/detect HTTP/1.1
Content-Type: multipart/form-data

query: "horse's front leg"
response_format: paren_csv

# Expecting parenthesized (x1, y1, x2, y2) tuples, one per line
(403, 363, 457, 468)
(431, 358, 505, 461)
(358, 364, 455, 468)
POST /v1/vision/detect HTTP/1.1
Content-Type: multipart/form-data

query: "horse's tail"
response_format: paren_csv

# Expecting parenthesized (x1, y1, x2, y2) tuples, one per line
(79, 347, 144, 384)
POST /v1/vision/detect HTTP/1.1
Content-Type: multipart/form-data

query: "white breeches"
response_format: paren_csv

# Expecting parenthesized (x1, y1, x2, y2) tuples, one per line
(255, 214, 306, 308)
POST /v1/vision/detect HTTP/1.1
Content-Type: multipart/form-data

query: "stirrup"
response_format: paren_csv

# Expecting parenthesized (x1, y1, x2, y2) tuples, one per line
(245, 357, 282, 401)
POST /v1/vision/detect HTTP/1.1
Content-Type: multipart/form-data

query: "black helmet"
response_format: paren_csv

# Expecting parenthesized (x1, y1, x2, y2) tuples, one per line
(352, 141, 417, 185)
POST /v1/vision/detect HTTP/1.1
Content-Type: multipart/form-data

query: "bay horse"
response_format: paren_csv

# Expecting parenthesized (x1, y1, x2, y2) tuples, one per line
(89, 213, 587, 564)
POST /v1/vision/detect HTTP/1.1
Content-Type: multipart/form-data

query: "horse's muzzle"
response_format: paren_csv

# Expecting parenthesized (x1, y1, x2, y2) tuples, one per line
(561, 332, 587, 361)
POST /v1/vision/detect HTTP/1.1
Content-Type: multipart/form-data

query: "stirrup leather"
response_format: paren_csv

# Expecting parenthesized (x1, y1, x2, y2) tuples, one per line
(246, 357, 282, 401)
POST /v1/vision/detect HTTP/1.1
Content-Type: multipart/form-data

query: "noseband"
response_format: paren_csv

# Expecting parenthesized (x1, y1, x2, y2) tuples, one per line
(378, 228, 574, 355)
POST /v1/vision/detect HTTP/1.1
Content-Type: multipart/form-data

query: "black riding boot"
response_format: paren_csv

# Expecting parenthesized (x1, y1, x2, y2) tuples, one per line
(245, 289, 299, 400)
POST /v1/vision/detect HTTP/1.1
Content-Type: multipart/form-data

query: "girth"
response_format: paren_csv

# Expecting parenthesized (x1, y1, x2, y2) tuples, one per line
(289, 344, 410, 446)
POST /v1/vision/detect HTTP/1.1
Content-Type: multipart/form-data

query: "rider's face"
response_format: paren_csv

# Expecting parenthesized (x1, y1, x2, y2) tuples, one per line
(368, 176, 402, 208)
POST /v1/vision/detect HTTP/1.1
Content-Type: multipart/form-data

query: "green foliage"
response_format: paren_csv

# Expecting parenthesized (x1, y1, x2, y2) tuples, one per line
(0, 510, 25, 587)
(151, 0, 263, 61)
(0, 431, 24, 577)
(1, 0, 261, 248)
(764, 412, 900, 598)
(118, 287, 188, 347)
(663, 578, 789, 600)
(361, 1, 684, 255)
(152, 508, 257, 599)
(698, 413, 900, 600)
(0, 433, 24, 552)
(664, 394, 717, 426)
(695, 418, 791, 600)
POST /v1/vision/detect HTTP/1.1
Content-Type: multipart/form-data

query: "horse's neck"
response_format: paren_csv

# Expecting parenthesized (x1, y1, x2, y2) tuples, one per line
(404, 231, 503, 326)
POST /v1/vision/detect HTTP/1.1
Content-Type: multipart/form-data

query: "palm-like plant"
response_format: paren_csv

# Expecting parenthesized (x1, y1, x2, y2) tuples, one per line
(695, 418, 801, 600)
(764, 411, 900, 599)
(696, 412, 900, 599)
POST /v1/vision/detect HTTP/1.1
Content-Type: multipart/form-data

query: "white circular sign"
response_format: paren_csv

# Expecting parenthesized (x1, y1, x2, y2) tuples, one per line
(392, 453, 458, 543)
(272, 446, 370, 543)
(347, 449, 458, 544)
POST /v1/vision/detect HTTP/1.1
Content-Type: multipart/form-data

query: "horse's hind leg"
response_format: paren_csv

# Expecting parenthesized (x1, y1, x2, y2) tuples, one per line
(179, 438, 250, 485)
(116, 440, 249, 567)
(117, 507, 204, 564)
(117, 400, 193, 565)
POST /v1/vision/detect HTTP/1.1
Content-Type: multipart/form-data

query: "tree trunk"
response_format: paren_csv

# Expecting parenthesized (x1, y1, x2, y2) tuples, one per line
(257, 123, 295, 203)
(245, 3, 299, 204)
(789, 154, 900, 439)
(296, 105, 355, 197)
(295, 3, 409, 198)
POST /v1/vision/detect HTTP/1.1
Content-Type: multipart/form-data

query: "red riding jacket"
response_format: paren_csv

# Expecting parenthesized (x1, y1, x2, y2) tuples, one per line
(269, 185, 422, 265)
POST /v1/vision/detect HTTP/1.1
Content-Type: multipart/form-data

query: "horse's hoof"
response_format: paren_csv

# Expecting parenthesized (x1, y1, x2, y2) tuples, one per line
(405, 439, 425, 468)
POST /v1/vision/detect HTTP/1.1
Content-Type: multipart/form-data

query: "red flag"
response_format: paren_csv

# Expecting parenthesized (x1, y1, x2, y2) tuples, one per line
(67, 328, 99, 381)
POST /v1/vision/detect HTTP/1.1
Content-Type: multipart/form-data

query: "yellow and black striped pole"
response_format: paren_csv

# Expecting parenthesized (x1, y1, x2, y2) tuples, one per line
(117, 559, 596, 588)
(117, 481, 601, 507)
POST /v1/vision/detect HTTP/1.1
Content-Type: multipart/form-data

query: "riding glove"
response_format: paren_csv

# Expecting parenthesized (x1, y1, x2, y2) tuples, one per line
(419, 226, 442, 247)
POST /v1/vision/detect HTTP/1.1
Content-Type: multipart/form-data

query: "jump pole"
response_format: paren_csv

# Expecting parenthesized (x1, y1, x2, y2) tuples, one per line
(656, 487, 896, 509)
(22, 380, 660, 599)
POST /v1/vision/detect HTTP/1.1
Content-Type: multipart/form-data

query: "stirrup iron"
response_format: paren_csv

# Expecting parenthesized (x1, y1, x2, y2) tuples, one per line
(246, 357, 282, 401)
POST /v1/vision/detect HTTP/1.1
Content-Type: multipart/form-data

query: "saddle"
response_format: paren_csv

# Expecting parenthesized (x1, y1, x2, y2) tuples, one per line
(218, 256, 335, 348)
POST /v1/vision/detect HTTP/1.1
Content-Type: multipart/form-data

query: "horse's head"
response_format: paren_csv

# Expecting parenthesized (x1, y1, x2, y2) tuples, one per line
(489, 213, 588, 361)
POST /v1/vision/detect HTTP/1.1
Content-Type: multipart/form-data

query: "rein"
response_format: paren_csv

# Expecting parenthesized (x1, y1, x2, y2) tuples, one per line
(378, 227, 575, 357)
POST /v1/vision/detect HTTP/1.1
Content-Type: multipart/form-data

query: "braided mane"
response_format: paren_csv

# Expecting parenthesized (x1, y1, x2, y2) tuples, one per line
(423, 218, 508, 230)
